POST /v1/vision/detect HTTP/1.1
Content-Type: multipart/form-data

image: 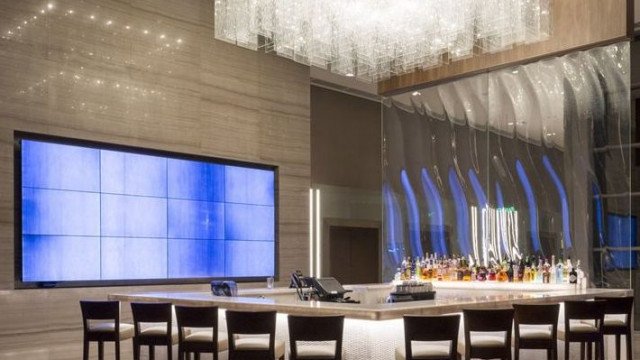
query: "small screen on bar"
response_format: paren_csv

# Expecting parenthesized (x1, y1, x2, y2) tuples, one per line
(19, 137, 276, 284)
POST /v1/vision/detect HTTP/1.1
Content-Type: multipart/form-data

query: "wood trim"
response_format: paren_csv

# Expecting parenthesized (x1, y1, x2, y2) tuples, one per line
(379, 0, 631, 95)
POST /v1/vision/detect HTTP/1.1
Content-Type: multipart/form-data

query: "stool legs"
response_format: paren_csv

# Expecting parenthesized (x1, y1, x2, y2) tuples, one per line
(149, 345, 155, 360)
(115, 340, 121, 360)
(83, 339, 89, 360)
(626, 330, 633, 360)
(98, 341, 104, 360)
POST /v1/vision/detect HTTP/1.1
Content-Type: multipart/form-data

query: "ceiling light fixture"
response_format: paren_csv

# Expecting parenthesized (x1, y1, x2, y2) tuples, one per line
(214, 0, 551, 82)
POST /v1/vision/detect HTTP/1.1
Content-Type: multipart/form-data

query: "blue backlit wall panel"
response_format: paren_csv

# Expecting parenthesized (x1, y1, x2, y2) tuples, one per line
(225, 240, 275, 277)
(20, 138, 276, 283)
(168, 159, 225, 202)
(168, 239, 225, 278)
(101, 237, 168, 279)
(22, 140, 100, 192)
(22, 188, 101, 236)
(225, 166, 275, 206)
(225, 203, 275, 241)
(23, 235, 101, 281)
(101, 195, 168, 238)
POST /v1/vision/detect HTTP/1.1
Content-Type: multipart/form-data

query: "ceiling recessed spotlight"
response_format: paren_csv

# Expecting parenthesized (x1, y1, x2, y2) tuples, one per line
(159, 34, 166, 39)
(125, 25, 130, 30)
(47, 3, 54, 10)
(176, 38, 183, 43)
(89, 15, 95, 20)
(345, 73, 354, 77)
(412, 91, 421, 96)
(143, 29, 149, 34)
(106, 20, 112, 25)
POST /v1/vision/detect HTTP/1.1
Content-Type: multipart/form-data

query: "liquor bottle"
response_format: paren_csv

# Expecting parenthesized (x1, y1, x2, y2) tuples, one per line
(523, 264, 531, 283)
(576, 260, 586, 289)
(507, 261, 514, 282)
(516, 259, 524, 282)
(563, 258, 571, 284)
(536, 257, 544, 283)
(569, 266, 578, 285)
(549, 255, 556, 284)
(542, 258, 550, 284)
(556, 259, 564, 284)
(414, 257, 421, 280)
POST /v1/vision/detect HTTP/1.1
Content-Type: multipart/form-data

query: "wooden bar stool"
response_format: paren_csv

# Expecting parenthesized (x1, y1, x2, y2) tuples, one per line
(558, 300, 605, 360)
(513, 303, 559, 360)
(131, 302, 176, 360)
(395, 314, 460, 360)
(80, 300, 134, 360)
(461, 308, 514, 360)
(175, 305, 228, 360)
(594, 296, 634, 360)
(288, 315, 344, 360)
(226, 310, 285, 360)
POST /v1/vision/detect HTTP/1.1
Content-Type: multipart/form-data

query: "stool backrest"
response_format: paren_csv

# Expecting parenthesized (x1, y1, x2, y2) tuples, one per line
(463, 308, 514, 332)
(594, 296, 634, 316)
(130, 302, 172, 336)
(175, 305, 219, 328)
(513, 303, 559, 325)
(403, 314, 460, 360)
(226, 310, 277, 335)
(80, 300, 120, 330)
(564, 300, 605, 321)
(288, 315, 344, 359)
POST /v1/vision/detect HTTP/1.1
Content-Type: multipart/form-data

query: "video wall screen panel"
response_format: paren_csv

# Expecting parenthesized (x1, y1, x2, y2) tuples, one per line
(17, 135, 277, 286)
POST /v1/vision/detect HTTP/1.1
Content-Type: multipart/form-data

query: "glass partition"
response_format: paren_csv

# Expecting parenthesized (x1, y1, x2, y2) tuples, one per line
(382, 42, 633, 287)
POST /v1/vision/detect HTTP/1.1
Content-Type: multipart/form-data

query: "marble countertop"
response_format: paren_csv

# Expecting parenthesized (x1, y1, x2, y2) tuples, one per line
(108, 284, 631, 320)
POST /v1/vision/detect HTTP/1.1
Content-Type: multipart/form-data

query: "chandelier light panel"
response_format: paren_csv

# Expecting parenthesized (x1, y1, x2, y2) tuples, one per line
(214, 0, 551, 82)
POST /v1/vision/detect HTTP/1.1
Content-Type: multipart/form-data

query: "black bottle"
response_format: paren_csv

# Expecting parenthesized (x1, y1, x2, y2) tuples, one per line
(569, 267, 578, 284)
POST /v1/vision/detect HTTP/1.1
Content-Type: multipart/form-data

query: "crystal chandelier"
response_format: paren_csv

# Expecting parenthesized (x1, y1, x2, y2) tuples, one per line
(214, 0, 551, 82)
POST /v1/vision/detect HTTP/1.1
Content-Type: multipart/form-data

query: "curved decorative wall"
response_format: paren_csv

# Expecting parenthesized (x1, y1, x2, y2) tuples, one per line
(382, 42, 632, 285)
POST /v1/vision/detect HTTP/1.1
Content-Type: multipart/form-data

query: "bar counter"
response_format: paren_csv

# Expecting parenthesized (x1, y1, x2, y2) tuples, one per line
(109, 282, 630, 321)
(109, 283, 631, 359)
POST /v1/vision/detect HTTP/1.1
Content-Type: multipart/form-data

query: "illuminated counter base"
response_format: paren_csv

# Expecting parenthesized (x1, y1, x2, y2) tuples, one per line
(110, 284, 630, 359)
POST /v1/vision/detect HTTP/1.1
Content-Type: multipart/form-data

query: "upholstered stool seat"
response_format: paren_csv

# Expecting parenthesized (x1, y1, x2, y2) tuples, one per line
(395, 342, 451, 360)
(88, 322, 135, 340)
(288, 315, 344, 360)
(297, 343, 338, 358)
(233, 336, 286, 358)
(138, 326, 181, 344)
(518, 325, 553, 340)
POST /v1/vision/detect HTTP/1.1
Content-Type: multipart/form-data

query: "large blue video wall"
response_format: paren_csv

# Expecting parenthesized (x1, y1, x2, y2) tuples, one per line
(20, 139, 276, 283)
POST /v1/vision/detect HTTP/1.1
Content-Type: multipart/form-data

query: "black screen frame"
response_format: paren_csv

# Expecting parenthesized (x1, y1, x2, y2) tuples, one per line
(14, 131, 280, 289)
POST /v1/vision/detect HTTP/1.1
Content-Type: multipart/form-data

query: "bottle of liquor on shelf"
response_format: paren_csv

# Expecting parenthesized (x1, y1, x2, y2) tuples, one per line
(507, 260, 514, 282)
(549, 255, 556, 284)
(562, 257, 571, 284)
(575, 260, 585, 288)
(542, 258, 551, 284)
(569, 266, 578, 285)
(556, 258, 564, 284)
(414, 256, 421, 280)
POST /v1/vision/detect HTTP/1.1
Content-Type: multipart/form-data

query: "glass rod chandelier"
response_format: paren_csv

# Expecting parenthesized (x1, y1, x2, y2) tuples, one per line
(214, 0, 551, 82)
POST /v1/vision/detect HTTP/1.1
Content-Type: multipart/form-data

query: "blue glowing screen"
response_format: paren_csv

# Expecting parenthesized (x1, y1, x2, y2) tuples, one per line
(20, 139, 276, 282)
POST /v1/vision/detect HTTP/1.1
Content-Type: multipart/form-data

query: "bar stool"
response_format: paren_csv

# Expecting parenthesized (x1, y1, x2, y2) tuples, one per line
(226, 310, 285, 360)
(395, 314, 460, 360)
(175, 305, 228, 360)
(288, 315, 344, 360)
(80, 300, 134, 360)
(131, 302, 177, 360)
(594, 296, 634, 360)
(513, 303, 559, 360)
(558, 300, 605, 360)
(461, 308, 514, 360)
